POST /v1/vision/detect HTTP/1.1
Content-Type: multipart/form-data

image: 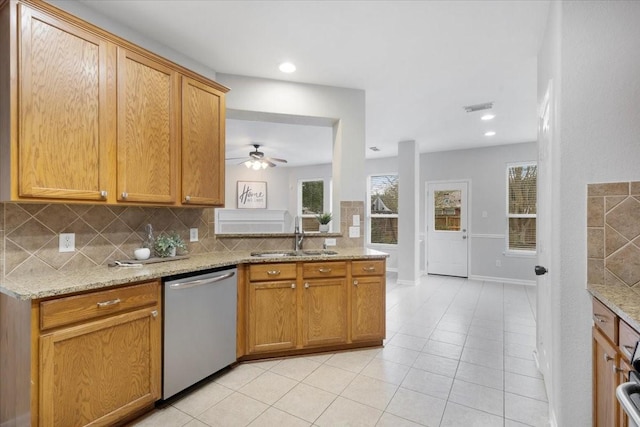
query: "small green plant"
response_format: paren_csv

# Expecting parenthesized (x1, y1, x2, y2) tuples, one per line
(153, 231, 187, 257)
(315, 212, 332, 225)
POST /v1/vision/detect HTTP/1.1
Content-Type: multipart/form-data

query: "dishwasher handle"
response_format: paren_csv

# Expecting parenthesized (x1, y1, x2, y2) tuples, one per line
(168, 271, 236, 290)
(617, 381, 640, 426)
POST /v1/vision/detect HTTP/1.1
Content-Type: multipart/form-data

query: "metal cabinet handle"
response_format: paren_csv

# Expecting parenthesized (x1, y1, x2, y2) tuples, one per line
(604, 353, 614, 363)
(97, 298, 121, 308)
(613, 364, 628, 374)
(291, 283, 296, 289)
(353, 280, 358, 286)
(267, 270, 281, 276)
(304, 282, 309, 289)
(362, 266, 376, 272)
(623, 345, 636, 358)
(593, 314, 607, 323)
(100, 190, 107, 198)
(318, 267, 332, 273)
(121, 192, 128, 199)
(151, 310, 158, 318)
(169, 272, 236, 290)
(185, 195, 191, 203)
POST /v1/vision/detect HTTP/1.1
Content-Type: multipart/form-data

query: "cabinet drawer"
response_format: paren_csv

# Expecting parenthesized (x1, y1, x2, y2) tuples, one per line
(303, 261, 347, 278)
(619, 320, 640, 361)
(249, 263, 297, 281)
(40, 281, 160, 330)
(352, 260, 385, 276)
(592, 297, 618, 344)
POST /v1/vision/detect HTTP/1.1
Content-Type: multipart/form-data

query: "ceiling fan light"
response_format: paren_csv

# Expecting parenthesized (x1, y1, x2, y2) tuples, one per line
(261, 162, 269, 169)
(252, 161, 262, 170)
(244, 161, 252, 168)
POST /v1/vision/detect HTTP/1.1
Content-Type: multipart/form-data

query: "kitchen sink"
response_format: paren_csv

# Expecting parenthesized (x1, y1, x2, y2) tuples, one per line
(250, 251, 298, 257)
(250, 250, 338, 257)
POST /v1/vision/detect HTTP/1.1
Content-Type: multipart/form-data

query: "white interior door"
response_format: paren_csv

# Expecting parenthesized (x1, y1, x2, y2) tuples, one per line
(536, 82, 554, 404)
(427, 181, 468, 277)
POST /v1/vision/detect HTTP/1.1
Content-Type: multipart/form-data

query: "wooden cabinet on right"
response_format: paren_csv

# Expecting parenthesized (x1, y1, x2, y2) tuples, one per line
(591, 296, 637, 427)
(351, 260, 386, 342)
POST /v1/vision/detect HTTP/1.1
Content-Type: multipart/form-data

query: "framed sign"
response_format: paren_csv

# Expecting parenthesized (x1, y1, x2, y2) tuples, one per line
(237, 181, 267, 209)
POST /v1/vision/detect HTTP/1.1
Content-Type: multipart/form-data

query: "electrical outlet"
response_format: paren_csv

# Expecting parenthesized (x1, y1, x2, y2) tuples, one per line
(189, 228, 198, 242)
(352, 215, 360, 226)
(324, 238, 337, 246)
(59, 233, 75, 253)
(349, 226, 360, 238)
(495, 259, 501, 267)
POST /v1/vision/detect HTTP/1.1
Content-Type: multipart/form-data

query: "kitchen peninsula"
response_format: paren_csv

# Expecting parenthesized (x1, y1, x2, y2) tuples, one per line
(0, 249, 387, 426)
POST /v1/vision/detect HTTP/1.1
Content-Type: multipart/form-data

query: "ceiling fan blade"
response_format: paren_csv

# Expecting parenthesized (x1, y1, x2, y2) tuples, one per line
(265, 159, 277, 167)
(226, 157, 249, 161)
(265, 157, 288, 163)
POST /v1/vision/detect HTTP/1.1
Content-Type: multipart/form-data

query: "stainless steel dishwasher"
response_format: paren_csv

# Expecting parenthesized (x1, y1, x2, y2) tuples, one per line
(163, 266, 237, 399)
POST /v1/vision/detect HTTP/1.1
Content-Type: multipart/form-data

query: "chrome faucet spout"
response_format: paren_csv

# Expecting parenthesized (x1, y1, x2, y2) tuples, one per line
(294, 216, 304, 251)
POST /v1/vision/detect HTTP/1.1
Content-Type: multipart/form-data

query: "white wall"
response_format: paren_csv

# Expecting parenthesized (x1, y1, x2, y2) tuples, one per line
(46, 1, 218, 81)
(539, 1, 640, 426)
(224, 163, 332, 232)
(364, 143, 537, 282)
(421, 143, 538, 284)
(216, 74, 366, 229)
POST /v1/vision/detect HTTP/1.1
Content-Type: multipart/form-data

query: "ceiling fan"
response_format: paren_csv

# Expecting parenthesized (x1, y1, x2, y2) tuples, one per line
(226, 144, 288, 169)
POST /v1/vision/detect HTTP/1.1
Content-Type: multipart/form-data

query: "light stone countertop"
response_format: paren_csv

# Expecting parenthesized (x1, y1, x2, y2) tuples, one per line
(0, 248, 389, 301)
(588, 282, 640, 333)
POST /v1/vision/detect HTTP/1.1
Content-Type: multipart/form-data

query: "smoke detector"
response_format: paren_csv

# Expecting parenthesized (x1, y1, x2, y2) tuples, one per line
(463, 102, 493, 113)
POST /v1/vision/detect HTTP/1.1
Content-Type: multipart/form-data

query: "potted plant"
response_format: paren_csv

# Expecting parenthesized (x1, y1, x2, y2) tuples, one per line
(153, 231, 187, 257)
(315, 212, 332, 233)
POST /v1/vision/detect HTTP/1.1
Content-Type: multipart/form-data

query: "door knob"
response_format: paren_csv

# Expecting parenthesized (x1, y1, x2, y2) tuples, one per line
(535, 265, 548, 276)
(462, 235, 467, 239)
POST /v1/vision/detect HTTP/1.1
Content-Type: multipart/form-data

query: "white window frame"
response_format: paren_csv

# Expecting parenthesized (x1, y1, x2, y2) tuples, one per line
(505, 161, 537, 256)
(367, 173, 399, 246)
(297, 178, 326, 218)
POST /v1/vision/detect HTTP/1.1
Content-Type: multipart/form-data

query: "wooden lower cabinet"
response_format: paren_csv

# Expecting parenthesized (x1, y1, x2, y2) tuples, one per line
(248, 280, 297, 353)
(351, 275, 385, 342)
(593, 326, 620, 427)
(242, 259, 385, 358)
(38, 281, 162, 427)
(592, 297, 636, 427)
(302, 277, 347, 347)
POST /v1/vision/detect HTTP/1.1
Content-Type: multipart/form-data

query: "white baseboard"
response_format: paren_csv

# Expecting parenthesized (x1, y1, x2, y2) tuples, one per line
(468, 275, 536, 286)
(386, 267, 398, 273)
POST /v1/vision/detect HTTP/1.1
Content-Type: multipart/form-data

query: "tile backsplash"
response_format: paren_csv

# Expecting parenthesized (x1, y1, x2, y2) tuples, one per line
(0, 200, 364, 279)
(587, 182, 640, 289)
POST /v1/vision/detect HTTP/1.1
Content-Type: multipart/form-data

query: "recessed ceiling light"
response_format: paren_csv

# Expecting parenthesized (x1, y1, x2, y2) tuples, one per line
(481, 114, 495, 121)
(279, 62, 296, 73)
(484, 131, 496, 137)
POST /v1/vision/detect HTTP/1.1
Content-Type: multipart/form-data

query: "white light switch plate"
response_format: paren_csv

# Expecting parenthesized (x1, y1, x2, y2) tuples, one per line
(349, 226, 360, 238)
(352, 215, 360, 226)
(59, 233, 75, 253)
(189, 228, 198, 242)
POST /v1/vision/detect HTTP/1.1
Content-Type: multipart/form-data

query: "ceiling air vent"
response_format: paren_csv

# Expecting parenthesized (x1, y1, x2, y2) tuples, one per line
(463, 102, 493, 113)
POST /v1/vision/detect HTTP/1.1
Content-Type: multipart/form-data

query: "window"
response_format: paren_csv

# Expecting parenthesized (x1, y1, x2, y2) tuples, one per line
(507, 163, 537, 252)
(368, 174, 398, 244)
(298, 179, 324, 232)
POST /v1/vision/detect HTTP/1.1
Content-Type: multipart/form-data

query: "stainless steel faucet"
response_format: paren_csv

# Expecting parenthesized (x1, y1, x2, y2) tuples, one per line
(294, 216, 304, 251)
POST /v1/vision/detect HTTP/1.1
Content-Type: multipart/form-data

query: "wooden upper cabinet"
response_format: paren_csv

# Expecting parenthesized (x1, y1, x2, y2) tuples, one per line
(17, 4, 114, 201)
(116, 48, 179, 204)
(181, 77, 225, 206)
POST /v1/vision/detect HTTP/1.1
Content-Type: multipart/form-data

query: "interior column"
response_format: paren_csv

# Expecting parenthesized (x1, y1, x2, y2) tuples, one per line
(397, 140, 420, 285)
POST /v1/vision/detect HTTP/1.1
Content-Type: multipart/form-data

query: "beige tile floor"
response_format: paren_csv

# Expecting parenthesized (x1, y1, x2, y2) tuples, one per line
(130, 274, 548, 427)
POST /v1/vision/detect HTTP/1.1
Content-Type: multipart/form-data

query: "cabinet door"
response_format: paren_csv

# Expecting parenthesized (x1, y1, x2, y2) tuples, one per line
(302, 278, 347, 347)
(117, 48, 178, 204)
(248, 280, 297, 354)
(593, 326, 619, 427)
(181, 77, 225, 206)
(39, 307, 161, 426)
(351, 276, 385, 342)
(18, 5, 113, 201)
(617, 358, 632, 427)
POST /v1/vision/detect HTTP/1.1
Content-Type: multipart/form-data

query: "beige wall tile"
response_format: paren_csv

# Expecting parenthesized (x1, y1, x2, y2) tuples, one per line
(587, 259, 604, 285)
(587, 197, 604, 227)
(605, 225, 628, 257)
(606, 244, 640, 286)
(605, 197, 640, 240)
(587, 228, 604, 259)
(588, 182, 629, 197)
